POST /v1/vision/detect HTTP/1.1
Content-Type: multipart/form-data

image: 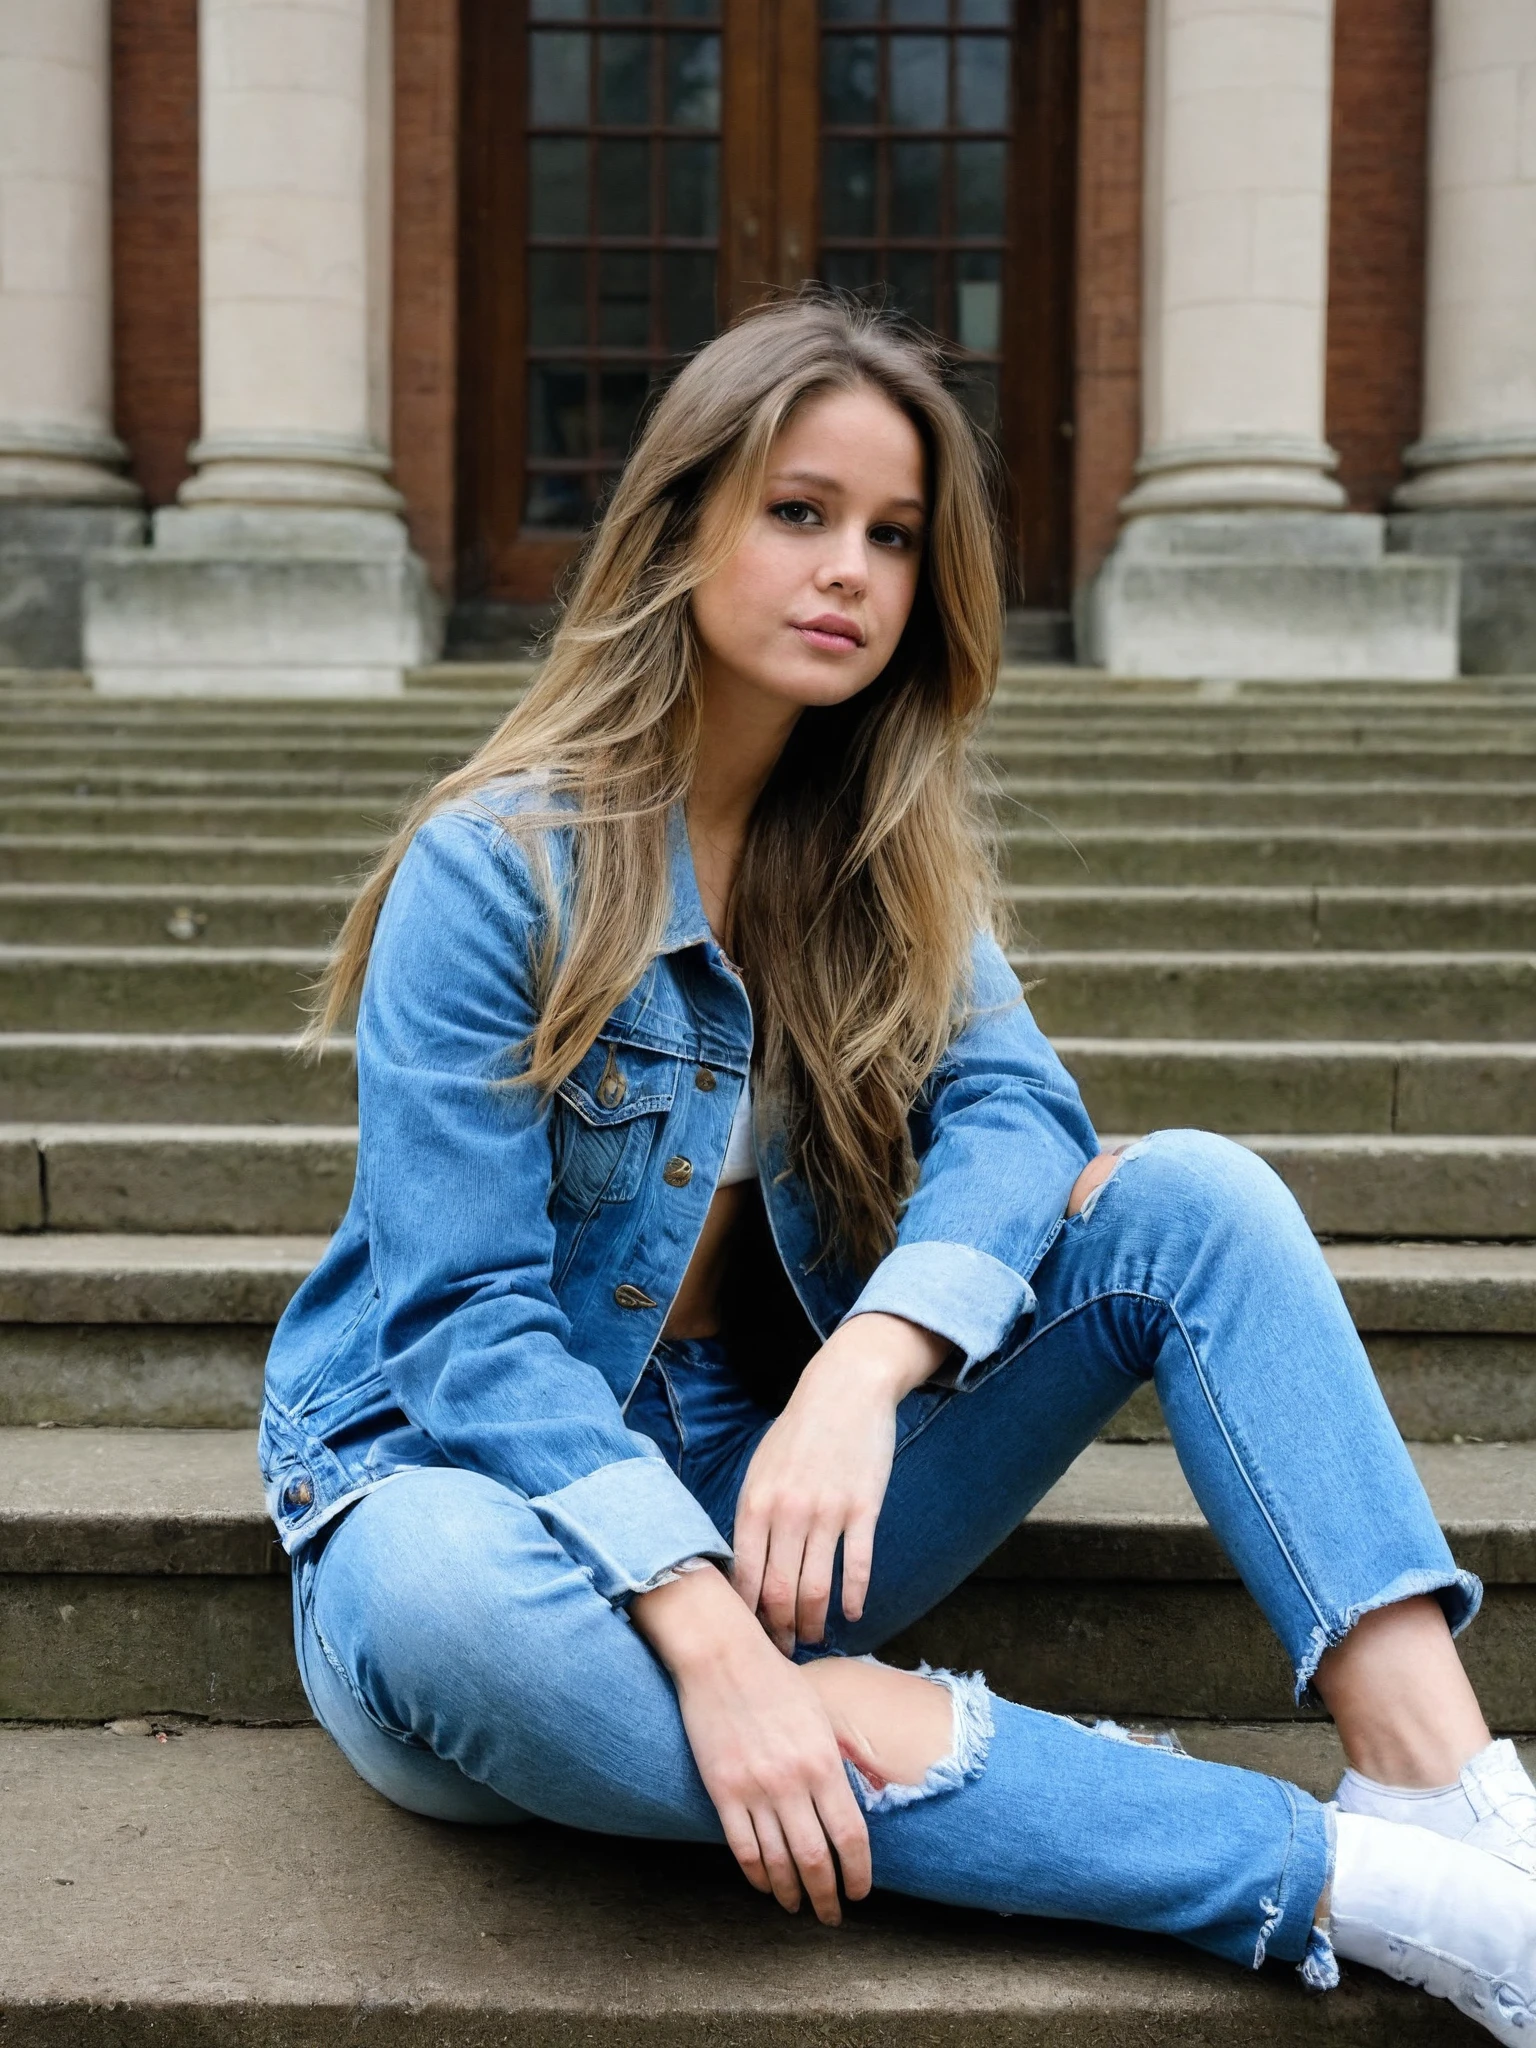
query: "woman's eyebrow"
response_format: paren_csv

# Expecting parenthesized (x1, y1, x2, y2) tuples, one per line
(768, 468, 926, 515)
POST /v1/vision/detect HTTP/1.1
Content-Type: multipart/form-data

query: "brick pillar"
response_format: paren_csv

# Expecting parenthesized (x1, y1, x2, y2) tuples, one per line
(1389, 0, 1536, 671)
(0, 0, 142, 665)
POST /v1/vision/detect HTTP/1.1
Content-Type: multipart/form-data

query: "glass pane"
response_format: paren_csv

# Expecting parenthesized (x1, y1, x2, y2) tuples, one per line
(889, 36, 947, 127)
(822, 35, 877, 123)
(953, 362, 999, 433)
(663, 249, 716, 349)
(598, 32, 651, 122)
(822, 248, 877, 294)
(822, 138, 877, 237)
(890, 0, 947, 18)
(528, 250, 587, 346)
(531, 0, 587, 19)
(529, 138, 589, 236)
(822, 0, 877, 18)
(597, 139, 651, 235)
(527, 366, 590, 456)
(890, 140, 942, 236)
(529, 32, 589, 125)
(886, 249, 937, 328)
(599, 250, 651, 345)
(666, 33, 720, 126)
(955, 250, 1001, 350)
(957, 0, 1007, 19)
(668, 0, 718, 16)
(665, 138, 718, 236)
(956, 36, 1007, 127)
(599, 0, 648, 14)
(600, 369, 652, 456)
(525, 471, 593, 526)
(954, 137, 1005, 235)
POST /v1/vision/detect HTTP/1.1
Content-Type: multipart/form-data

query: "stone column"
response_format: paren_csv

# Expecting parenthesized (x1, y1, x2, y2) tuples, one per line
(1087, 0, 1459, 679)
(0, 0, 142, 667)
(1390, 0, 1536, 672)
(86, 0, 439, 695)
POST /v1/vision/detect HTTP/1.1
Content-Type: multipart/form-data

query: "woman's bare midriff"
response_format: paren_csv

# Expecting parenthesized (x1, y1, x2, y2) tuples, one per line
(662, 1181, 747, 1338)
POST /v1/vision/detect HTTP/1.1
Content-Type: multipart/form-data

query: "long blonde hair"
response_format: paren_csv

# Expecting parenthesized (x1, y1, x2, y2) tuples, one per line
(310, 292, 1006, 1274)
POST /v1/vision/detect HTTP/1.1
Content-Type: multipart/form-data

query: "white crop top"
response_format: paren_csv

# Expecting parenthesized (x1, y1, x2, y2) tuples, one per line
(717, 1079, 755, 1187)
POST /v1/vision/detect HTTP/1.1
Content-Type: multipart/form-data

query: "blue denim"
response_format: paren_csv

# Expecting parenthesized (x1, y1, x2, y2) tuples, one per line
(260, 785, 1098, 1592)
(291, 1126, 1477, 1977)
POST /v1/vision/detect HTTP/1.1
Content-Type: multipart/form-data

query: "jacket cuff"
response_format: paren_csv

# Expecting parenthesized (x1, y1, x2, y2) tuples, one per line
(841, 1240, 1035, 1388)
(528, 1455, 733, 1605)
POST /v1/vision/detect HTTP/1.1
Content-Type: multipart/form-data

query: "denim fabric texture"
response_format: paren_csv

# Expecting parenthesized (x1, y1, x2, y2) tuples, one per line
(260, 780, 1099, 1594)
(290, 1126, 1477, 1971)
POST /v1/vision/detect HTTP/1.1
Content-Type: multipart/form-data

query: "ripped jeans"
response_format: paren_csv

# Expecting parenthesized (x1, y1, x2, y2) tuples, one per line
(290, 1129, 1478, 1980)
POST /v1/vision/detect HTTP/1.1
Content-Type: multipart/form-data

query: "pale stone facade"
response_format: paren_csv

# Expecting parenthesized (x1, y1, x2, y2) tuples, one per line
(0, 0, 1532, 685)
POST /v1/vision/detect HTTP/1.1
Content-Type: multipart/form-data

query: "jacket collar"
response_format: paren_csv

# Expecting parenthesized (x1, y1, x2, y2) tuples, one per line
(659, 800, 715, 955)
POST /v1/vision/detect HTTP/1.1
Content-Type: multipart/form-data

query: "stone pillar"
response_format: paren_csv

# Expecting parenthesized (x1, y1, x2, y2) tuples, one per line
(1086, 0, 1459, 679)
(0, 0, 142, 668)
(86, 0, 439, 695)
(1389, 1, 1536, 673)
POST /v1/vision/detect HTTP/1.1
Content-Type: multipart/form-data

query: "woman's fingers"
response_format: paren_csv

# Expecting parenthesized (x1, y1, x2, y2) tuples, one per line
(777, 1793, 844, 1925)
(795, 1522, 840, 1647)
(817, 1765, 873, 1902)
(759, 1519, 808, 1652)
(840, 1512, 877, 1626)
(730, 1504, 768, 1620)
(748, 1804, 803, 1915)
(720, 1803, 771, 1894)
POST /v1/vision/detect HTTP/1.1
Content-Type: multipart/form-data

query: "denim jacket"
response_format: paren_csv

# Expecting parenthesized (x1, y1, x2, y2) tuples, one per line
(259, 783, 1099, 1601)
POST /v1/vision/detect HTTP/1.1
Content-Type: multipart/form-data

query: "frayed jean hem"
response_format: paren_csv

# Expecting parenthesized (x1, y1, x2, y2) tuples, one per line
(1293, 1565, 1484, 1705)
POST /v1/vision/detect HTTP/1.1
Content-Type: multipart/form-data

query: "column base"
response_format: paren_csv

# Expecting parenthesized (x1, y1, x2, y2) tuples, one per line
(82, 507, 443, 697)
(0, 505, 147, 668)
(1388, 509, 1536, 675)
(1082, 514, 1461, 680)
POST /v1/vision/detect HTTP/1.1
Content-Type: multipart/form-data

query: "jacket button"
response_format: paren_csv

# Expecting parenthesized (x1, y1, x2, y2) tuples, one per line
(596, 1045, 627, 1108)
(614, 1282, 659, 1310)
(694, 1068, 717, 1092)
(282, 1476, 314, 1511)
(662, 1155, 693, 1187)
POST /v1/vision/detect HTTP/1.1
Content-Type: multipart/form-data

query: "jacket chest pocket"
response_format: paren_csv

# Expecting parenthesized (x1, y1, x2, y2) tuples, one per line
(551, 1037, 681, 1211)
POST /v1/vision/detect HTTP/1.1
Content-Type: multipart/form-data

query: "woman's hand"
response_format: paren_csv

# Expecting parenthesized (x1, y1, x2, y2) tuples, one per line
(631, 1563, 871, 1923)
(731, 1312, 952, 1652)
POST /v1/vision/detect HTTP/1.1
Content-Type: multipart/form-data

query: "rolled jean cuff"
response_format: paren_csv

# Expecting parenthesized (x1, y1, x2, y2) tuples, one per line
(1293, 1564, 1484, 1704)
(842, 1240, 1034, 1384)
(528, 1456, 733, 1605)
(1256, 1784, 1335, 1971)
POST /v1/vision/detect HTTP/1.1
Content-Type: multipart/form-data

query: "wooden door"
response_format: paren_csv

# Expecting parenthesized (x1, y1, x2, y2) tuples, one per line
(456, 0, 1074, 609)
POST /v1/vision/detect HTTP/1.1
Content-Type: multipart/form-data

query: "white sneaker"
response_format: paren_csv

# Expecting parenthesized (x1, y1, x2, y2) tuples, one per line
(1329, 1811, 1536, 2044)
(1336, 1739, 1536, 1881)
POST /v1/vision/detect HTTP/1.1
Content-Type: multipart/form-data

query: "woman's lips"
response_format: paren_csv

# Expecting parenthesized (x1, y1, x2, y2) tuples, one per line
(793, 619, 863, 652)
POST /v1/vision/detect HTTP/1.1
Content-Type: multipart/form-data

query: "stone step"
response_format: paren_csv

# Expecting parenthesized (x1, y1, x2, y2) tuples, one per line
(1002, 826, 1536, 885)
(0, 833, 380, 884)
(0, 1234, 1531, 1439)
(8, 881, 1536, 953)
(0, 796, 413, 837)
(1, 1722, 1495, 2048)
(0, 761, 436, 792)
(6, 943, 1533, 1037)
(1005, 885, 1536, 951)
(987, 739, 1536, 780)
(6, 1123, 1536, 1240)
(1019, 952, 1536, 1042)
(7, 1031, 1536, 1136)
(1, 1426, 1528, 1725)
(994, 781, 1536, 828)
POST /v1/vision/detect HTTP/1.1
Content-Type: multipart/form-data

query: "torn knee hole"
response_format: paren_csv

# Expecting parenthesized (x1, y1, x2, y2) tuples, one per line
(806, 1659, 994, 1812)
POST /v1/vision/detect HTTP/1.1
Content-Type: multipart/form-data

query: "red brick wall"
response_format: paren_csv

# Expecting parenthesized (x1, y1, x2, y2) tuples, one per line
(1325, 0, 1431, 512)
(1071, 0, 1144, 591)
(110, 0, 200, 508)
(392, 0, 461, 595)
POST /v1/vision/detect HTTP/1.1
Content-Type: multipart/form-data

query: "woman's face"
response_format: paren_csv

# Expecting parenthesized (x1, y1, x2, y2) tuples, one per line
(690, 382, 928, 716)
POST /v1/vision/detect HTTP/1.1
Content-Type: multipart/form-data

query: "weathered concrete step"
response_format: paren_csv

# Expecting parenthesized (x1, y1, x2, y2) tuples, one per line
(0, 833, 380, 884)
(7, 1124, 1536, 1239)
(7, 1032, 1535, 1138)
(1018, 951, 1536, 1042)
(1, 1726, 1481, 2048)
(987, 739, 1536, 780)
(7, 943, 1532, 1037)
(0, 883, 351, 947)
(1008, 885, 1536, 951)
(1062, 1038, 1536, 1137)
(0, 761, 433, 793)
(0, 796, 412, 837)
(995, 780, 1536, 828)
(1002, 826, 1536, 885)
(1, 1429, 1529, 1725)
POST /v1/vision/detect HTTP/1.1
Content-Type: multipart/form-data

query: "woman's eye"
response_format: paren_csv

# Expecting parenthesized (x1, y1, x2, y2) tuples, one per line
(870, 523, 915, 550)
(770, 499, 821, 528)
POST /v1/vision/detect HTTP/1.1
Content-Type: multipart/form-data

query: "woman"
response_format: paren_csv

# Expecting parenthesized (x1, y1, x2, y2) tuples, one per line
(263, 294, 1536, 2036)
